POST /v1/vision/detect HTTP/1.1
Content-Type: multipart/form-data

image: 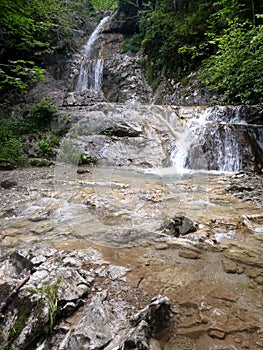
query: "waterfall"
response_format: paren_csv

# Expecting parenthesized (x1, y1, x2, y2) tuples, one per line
(75, 16, 109, 92)
(171, 106, 253, 172)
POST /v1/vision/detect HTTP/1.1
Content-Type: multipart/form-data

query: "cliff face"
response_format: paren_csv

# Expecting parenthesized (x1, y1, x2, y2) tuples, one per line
(21, 10, 213, 107)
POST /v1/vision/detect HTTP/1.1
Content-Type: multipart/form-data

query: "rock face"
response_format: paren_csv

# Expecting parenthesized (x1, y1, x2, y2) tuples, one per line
(55, 104, 183, 168)
(103, 52, 153, 103)
(53, 104, 263, 172)
(0, 243, 171, 350)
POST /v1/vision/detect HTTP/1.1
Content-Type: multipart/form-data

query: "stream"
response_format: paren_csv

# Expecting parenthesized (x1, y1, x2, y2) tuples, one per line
(1, 163, 263, 349)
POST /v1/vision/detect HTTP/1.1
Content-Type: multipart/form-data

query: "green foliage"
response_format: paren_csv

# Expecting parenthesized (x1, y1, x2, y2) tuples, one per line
(121, 34, 142, 53)
(17, 98, 56, 134)
(138, 1, 214, 83)
(38, 139, 55, 158)
(91, 0, 118, 10)
(0, 60, 45, 93)
(200, 19, 263, 104)
(0, 0, 94, 93)
(130, 0, 263, 103)
(0, 120, 24, 166)
(31, 277, 63, 334)
(0, 99, 58, 167)
(2, 303, 31, 350)
(79, 154, 99, 165)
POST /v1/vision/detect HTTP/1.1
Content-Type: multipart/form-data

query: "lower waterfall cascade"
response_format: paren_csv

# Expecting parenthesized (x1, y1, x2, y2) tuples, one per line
(170, 105, 263, 172)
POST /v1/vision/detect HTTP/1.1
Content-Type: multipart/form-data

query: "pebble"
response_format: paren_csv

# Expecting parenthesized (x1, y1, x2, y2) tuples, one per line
(222, 259, 238, 274)
(1, 228, 20, 237)
(208, 329, 226, 339)
(154, 243, 169, 250)
(0, 179, 17, 189)
(178, 250, 200, 260)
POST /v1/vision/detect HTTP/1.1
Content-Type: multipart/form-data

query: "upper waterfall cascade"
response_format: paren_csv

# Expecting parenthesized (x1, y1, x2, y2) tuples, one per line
(75, 16, 109, 92)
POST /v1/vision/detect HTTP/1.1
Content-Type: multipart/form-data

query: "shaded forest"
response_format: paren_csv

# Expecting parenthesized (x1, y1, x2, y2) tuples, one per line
(119, 0, 263, 105)
(1, 0, 262, 104)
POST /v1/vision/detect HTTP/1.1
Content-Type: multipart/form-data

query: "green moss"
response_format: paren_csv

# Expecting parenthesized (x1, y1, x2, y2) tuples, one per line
(2, 302, 31, 349)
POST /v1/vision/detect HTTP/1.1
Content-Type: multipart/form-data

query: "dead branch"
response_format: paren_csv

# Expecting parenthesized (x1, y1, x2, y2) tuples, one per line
(0, 272, 31, 316)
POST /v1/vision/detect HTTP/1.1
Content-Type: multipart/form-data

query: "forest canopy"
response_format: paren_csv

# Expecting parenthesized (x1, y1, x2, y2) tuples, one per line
(120, 0, 263, 104)
(0, 0, 262, 104)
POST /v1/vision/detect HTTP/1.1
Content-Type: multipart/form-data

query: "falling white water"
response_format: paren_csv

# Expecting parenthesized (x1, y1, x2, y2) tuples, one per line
(75, 16, 109, 91)
(171, 107, 248, 172)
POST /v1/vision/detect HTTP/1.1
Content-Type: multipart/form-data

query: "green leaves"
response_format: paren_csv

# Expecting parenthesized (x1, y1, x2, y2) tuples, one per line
(0, 60, 45, 93)
(31, 277, 63, 334)
(91, 0, 118, 10)
(0, 0, 94, 94)
(200, 20, 263, 104)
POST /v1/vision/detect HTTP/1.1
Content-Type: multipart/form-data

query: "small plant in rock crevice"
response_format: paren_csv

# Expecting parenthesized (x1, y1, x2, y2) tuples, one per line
(31, 277, 63, 334)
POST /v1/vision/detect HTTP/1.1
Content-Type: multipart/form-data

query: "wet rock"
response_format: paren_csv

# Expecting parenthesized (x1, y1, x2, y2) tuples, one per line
(12, 242, 57, 269)
(66, 294, 114, 350)
(30, 222, 54, 234)
(179, 249, 200, 260)
(0, 179, 17, 189)
(154, 243, 169, 250)
(1, 228, 20, 237)
(242, 214, 263, 233)
(0, 244, 98, 349)
(245, 266, 261, 278)
(64, 90, 105, 106)
(0, 242, 172, 350)
(224, 172, 263, 203)
(161, 216, 197, 237)
(208, 329, 226, 339)
(222, 259, 239, 274)
(131, 295, 171, 335)
(55, 105, 172, 168)
(77, 168, 91, 174)
(208, 346, 238, 350)
(121, 320, 150, 350)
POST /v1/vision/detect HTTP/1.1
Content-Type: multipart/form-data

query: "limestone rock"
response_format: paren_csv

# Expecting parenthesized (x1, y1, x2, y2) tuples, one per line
(131, 295, 171, 335)
(161, 215, 197, 237)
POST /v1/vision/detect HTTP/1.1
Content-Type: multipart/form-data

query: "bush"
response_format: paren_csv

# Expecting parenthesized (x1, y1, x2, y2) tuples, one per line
(0, 99, 58, 167)
(0, 123, 24, 166)
(200, 21, 263, 104)
(121, 34, 142, 53)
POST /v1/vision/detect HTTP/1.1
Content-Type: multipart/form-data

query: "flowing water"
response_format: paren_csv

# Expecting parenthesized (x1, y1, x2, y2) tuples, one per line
(171, 106, 262, 172)
(75, 16, 109, 91)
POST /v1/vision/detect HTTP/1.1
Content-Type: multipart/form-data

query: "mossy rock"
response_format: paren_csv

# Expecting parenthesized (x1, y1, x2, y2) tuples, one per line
(30, 159, 54, 167)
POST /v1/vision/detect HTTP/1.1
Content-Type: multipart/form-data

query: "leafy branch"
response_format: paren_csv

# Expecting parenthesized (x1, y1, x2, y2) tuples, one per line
(0, 60, 45, 93)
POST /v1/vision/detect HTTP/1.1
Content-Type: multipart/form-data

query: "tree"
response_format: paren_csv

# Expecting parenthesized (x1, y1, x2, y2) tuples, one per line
(199, 0, 263, 104)
(0, 0, 94, 93)
(200, 20, 263, 104)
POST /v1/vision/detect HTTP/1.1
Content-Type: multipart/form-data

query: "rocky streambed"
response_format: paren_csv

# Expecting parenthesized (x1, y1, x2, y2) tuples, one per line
(0, 165, 263, 350)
